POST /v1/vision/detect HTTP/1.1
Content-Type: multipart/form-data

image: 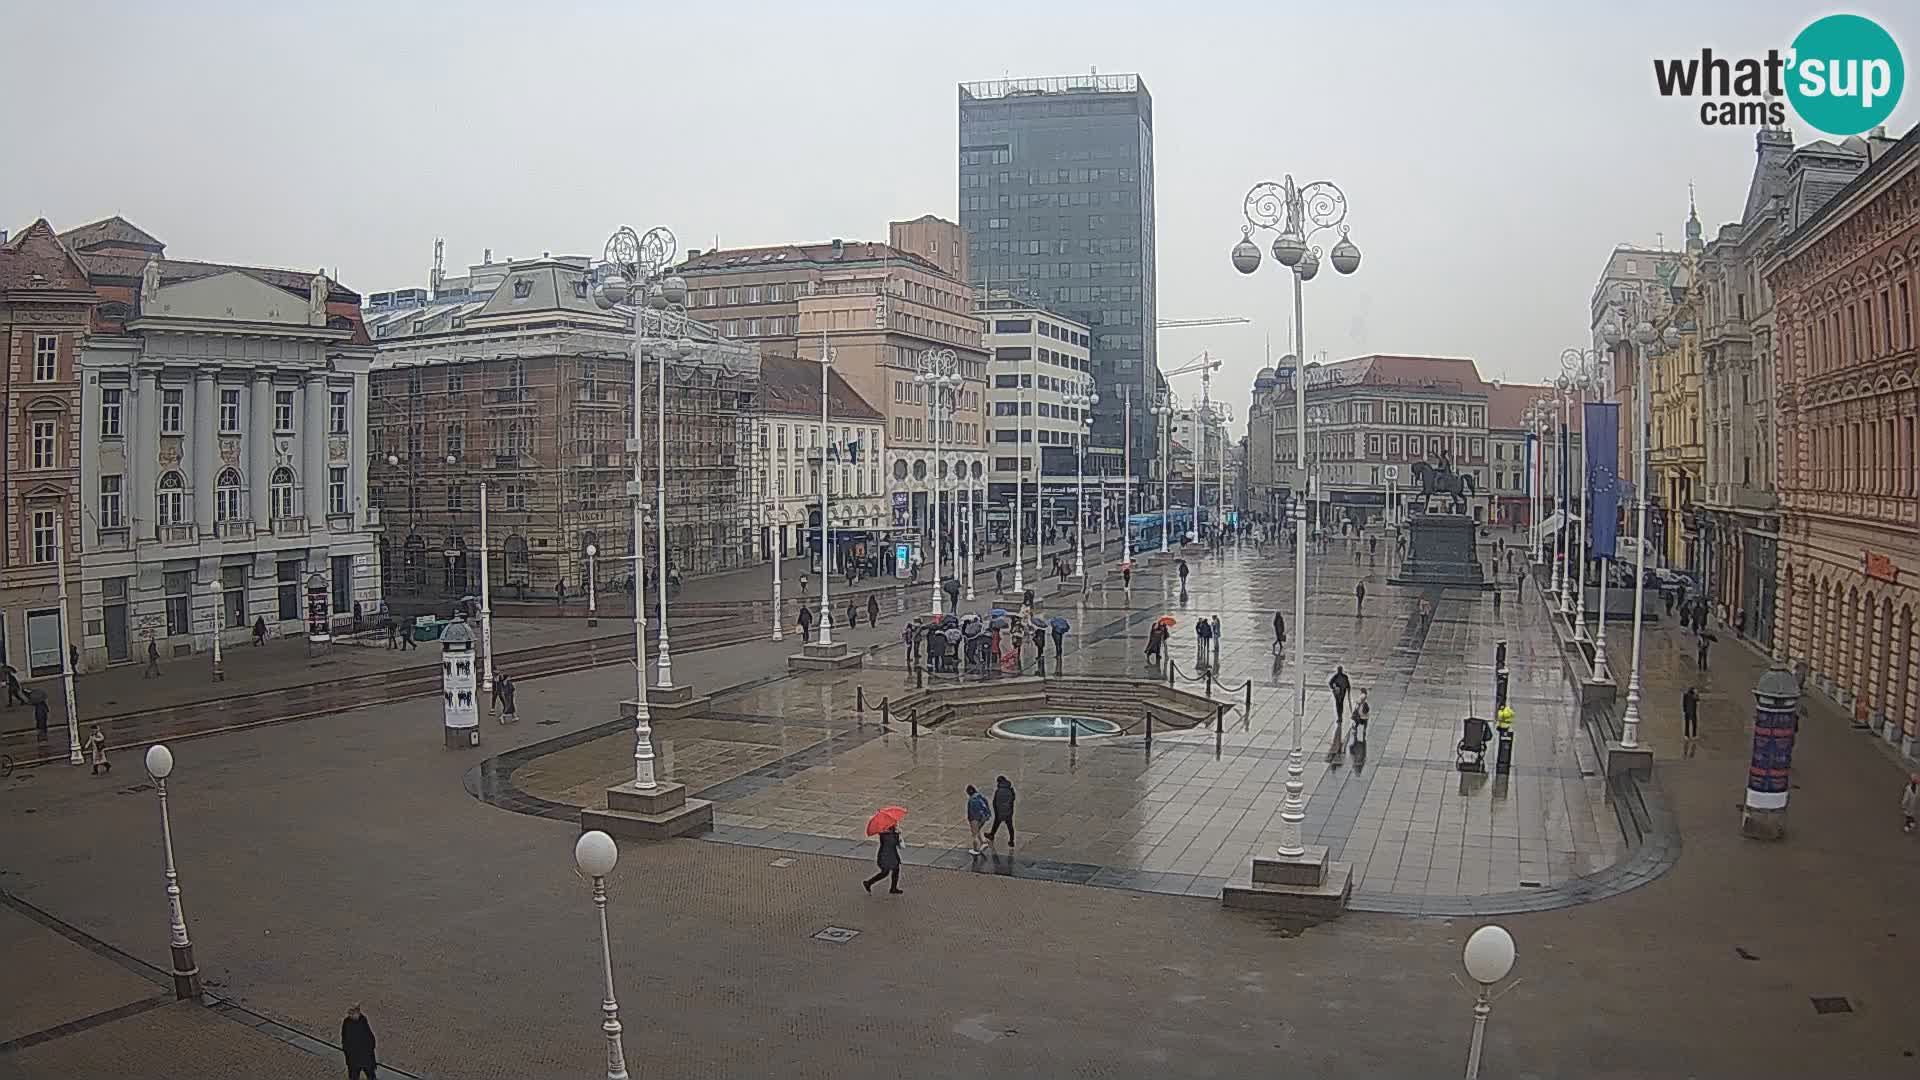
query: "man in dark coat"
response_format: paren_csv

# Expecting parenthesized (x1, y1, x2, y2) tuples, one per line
(1329, 665, 1352, 726)
(986, 775, 1016, 848)
(342, 1003, 377, 1079)
(1682, 685, 1700, 739)
(797, 605, 813, 642)
(867, 594, 880, 628)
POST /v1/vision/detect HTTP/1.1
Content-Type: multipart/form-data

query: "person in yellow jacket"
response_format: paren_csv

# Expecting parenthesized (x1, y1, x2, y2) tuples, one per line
(1495, 704, 1515, 733)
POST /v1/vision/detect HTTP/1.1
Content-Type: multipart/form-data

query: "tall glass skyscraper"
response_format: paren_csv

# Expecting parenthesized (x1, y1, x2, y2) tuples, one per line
(958, 74, 1157, 482)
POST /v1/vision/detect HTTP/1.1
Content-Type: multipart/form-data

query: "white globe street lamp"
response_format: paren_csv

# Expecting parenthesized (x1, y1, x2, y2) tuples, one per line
(585, 543, 599, 628)
(1461, 925, 1518, 1080)
(573, 831, 629, 1080)
(143, 744, 201, 1000)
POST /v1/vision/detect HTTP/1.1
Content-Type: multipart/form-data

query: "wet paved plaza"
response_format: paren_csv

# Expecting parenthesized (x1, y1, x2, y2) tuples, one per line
(498, 534, 1633, 913)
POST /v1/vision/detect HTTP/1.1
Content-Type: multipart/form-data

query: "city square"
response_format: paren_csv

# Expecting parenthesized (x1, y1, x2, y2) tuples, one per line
(5, 5, 1920, 1077)
(5, 543, 1920, 1078)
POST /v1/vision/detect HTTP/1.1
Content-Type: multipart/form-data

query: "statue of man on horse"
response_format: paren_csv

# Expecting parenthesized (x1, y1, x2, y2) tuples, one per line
(1410, 449, 1475, 515)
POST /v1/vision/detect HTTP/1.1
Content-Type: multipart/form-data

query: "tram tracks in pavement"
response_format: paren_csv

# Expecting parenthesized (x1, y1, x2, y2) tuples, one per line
(3, 617, 767, 769)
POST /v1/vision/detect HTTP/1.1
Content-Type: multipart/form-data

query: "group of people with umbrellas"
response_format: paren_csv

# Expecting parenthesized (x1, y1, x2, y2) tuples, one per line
(908, 608, 1070, 674)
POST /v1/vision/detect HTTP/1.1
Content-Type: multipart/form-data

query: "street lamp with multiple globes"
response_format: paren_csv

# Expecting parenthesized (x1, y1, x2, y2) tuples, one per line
(1150, 390, 1174, 552)
(597, 224, 689, 698)
(1232, 173, 1362, 860)
(1523, 397, 1553, 567)
(963, 461, 980, 601)
(1561, 346, 1604, 642)
(572, 830, 629, 1080)
(1552, 372, 1577, 613)
(142, 744, 201, 1000)
(764, 501, 785, 641)
(1614, 320, 1679, 751)
(585, 542, 599, 628)
(593, 224, 675, 790)
(1065, 380, 1099, 579)
(915, 349, 961, 615)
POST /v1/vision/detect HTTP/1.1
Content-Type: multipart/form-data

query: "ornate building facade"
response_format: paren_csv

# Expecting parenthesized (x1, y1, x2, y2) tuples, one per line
(1768, 124, 1920, 757)
(1651, 204, 1706, 571)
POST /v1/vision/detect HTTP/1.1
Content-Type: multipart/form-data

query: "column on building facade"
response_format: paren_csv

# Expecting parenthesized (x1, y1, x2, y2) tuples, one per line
(192, 372, 216, 533)
(349, 371, 369, 524)
(304, 372, 328, 527)
(135, 369, 160, 533)
(250, 371, 274, 526)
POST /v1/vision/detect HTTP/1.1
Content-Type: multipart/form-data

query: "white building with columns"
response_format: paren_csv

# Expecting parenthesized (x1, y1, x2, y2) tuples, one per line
(62, 218, 381, 666)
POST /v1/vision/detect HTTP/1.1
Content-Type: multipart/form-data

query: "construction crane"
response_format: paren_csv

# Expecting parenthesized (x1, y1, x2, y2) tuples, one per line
(1157, 316, 1250, 329)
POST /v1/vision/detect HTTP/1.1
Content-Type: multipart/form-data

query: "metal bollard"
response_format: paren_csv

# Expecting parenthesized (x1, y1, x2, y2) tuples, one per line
(1145, 708, 1154, 749)
(911, 711, 919, 739)
(856, 685, 866, 726)
(1070, 716, 1079, 747)
(1206, 669, 1215, 699)
(1215, 703, 1224, 756)
(1244, 679, 1253, 723)
(880, 698, 890, 731)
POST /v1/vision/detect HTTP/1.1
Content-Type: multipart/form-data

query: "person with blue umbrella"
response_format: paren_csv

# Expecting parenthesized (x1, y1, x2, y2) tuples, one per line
(1049, 615, 1070, 657)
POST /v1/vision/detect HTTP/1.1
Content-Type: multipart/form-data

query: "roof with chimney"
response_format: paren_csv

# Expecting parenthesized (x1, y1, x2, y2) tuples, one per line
(756, 354, 883, 422)
(1305, 354, 1488, 392)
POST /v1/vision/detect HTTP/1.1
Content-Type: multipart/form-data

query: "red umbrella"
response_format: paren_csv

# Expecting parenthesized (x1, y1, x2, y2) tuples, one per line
(865, 806, 907, 836)
(1155, 615, 1177, 627)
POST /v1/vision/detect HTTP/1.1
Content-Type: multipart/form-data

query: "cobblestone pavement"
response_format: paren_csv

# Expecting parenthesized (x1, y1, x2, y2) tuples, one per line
(5, 536, 1920, 1077)
(499, 539, 1626, 910)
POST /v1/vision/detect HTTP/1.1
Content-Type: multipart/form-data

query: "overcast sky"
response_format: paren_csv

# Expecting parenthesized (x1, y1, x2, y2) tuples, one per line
(6, 1, 1915, 435)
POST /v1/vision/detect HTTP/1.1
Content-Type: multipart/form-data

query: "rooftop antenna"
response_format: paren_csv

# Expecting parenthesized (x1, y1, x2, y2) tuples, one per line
(430, 237, 445, 300)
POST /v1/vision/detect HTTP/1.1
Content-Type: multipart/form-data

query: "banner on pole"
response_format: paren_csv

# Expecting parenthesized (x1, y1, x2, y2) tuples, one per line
(1585, 402, 1621, 558)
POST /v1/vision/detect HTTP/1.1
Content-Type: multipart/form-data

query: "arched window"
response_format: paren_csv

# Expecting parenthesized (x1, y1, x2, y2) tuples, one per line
(157, 471, 186, 527)
(214, 468, 244, 523)
(270, 466, 297, 520)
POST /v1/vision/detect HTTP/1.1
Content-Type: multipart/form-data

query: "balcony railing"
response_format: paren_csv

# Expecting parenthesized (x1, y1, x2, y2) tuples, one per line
(216, 519, 254, 540)
(159, 523, 198, 545)
(272, 516, 310, 538)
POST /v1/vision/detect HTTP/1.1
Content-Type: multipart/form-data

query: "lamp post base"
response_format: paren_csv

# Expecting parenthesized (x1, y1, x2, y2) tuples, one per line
(1221, 847, 1352, 922)
(170, 944, 201, 1000)
(787, 640, 866, 672)
(1605, 741, 1653, 777)
(583, 781, 714, 841)
(639, 684, 710, 722)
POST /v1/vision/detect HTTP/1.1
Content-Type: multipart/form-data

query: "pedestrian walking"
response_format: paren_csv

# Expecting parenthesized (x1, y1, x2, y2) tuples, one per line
(251, 616, 267, 646)
(966, 784, 991, 856)
(1195, 616, 1213, 668)
(1903, 774, 1918, 834)
(1121, 563, 1133, 589)
(1355, 581, 1367, 616)
(1682, 685, 1699, 739)
(496, 672, 517, 724)
(144, 638, 162, 678)
(863, 826, 904, 894)
(868, 593, 880, 627)
(3, 664, 23, 707)
(1272, 611, 1286, 654)
(32, 693, 50, 739)
(398, 618, 418, 650)
(1696, 634, 1711, 672)
(986, 775, 1016, 848)
(1351, 688, 1370, 745)
(1209, 614, 1222, 662)
(1144, 621, 1166, 665)
(341, 1004, 379, 1080)
(1050, 620, 1067, 657)
(995, 567, 1005, 591)
(846, 600, 859, 630)
(556, 579, 567, 606)
(386, 619, 399, 650)
(1329, 665, 1352, 726)
(1177, 559, 1190, 590)
(1492, 588, 1502, 613)
(798, 605, 813, 642)
(85, 725, 110, 774)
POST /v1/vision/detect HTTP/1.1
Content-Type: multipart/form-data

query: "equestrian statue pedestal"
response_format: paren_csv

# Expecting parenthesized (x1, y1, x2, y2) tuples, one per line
(1387, 458, 1491, 590)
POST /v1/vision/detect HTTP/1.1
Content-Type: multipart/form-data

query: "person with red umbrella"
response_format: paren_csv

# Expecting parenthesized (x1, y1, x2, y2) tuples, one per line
(864, 806, 906, 894)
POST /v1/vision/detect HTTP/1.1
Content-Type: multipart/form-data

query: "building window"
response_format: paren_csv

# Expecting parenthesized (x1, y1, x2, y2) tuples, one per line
(32, 334, 57, 381)
(218, 388, 241, 432)
(277, 560, 303, 622)
(446, 422, 464, 456)
(215, 467, 245, 523)
(328, 466, 348, 515)
(274, 390, 295, 432)
(100, 388, 123, 437)
(30, 419, 56, 469)
(157, 471, 186, 526)
(30, 508, 57, 564)
(331, 391, 350, 434)
(270, 466, 297, 520)
(448, 369, 465, 392)
(446, 482, 465, 512)
(505, 483, 527, 510)
(164, 570, 192, 636)
(745, 286, 761, 303)
(332, 555, 353, 614)
(99, 475, 124, 529)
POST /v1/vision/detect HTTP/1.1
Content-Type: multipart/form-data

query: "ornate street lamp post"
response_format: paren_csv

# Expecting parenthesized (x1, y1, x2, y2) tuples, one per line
(573, 831, 629, 1080)
(764, 501, 783, 641)
(1233, 174, 1362, 859)
(1066, 381, 1099, 579)
(915, 349, 961, 615)
(1150, 391, 1174, 553)
(1617, 321, 1680, 750)
(143, 744, 201, 1000)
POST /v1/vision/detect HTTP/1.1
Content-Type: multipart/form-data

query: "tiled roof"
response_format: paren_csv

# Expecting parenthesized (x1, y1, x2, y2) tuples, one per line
(679, 241, 940, 276)
(1485, 382, 1554, 430)
(1309, 354, 1487, 391)
(0, 219, 91, 292)
(73, 251, 361, 303)
(756, 354, 883, 421)
(58, 215, 164, 255)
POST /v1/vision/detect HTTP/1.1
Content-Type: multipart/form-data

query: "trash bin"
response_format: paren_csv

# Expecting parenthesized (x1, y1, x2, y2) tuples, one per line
(1495, 729, 1515, 774)
(412, 618, 447, 643)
